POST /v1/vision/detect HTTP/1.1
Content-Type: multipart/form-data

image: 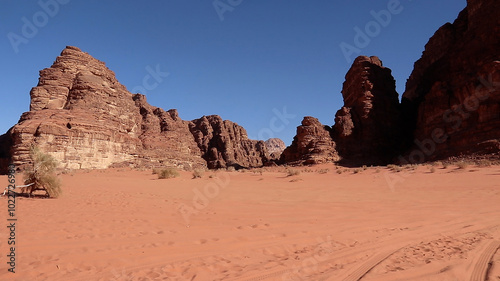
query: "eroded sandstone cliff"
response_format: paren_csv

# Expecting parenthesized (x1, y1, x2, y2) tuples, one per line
(0, 46, 272, 170)
(333, 56, 401, 165)
(400, 0, 500, 162)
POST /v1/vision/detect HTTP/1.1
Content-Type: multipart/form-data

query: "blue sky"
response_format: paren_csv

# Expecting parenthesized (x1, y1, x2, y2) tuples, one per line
(0, 0, 466, 145)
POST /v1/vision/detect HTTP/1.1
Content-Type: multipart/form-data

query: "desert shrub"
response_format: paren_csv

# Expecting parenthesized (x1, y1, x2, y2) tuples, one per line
(387, 164, 397, 170)
(303, 168, 314, 173)
(286, 169, 300, 177)
(456, 161, 468, 169)
(227, 166, 236, 172)
(477, 159, 492, 167)
(336, 169, 343, 174)
(192, 169, 204, 179)
(442, 162, 449, 169)
(430, 167, 436, 173)
(362, 165, 368, 171)
(23, 146, 62, 198)
(158, 168, 180, 179)
(152, 168, 161, 175)
(432, 161, 442, 167)
(317, 168, 329, 174)
(353, 168, 361, 174)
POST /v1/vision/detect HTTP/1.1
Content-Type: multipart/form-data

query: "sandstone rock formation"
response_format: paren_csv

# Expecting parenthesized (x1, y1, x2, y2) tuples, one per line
(189, 115, 270, 169)
(0, 46, 272, 171)
(281, 0, 499, 166)
(280, 117, 339, 165)
(333, 56, 401, 165)
(400, 0, 500, 162)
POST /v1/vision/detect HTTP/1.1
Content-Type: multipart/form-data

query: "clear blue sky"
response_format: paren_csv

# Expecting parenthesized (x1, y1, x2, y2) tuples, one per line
(1, 0, 466, 145)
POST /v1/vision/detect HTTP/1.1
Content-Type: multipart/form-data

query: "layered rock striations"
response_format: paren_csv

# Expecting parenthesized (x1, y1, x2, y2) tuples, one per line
(401, 0, 500, 161)
(0, 46, 272, 170)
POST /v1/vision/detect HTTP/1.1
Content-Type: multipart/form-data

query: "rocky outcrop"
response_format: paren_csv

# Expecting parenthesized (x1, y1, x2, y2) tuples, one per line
(0, 46, 270, 171)
(400, 0, 500, 162)
(264, 138, 286, 159)
(188, 116, 270, 169)
(333, 56, 401, 164)
(280, 117, 339, 165)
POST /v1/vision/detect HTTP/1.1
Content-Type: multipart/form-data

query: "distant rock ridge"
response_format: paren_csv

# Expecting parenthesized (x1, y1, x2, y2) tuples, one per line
(264, 138, 286, 159)
(0, 46, 276, 171)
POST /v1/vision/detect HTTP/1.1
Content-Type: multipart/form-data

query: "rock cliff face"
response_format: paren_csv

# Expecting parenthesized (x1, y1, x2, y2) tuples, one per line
(280, 117, 339, 165)
(0, 46, 272, 170)
(189, 115, 270, 169)
(281, 0, 499, 165)
(333, 56, 401, 164)
(400, 0, 500, 162)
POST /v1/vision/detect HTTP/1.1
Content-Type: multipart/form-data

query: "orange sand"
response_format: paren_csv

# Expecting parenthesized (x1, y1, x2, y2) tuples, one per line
(0, 164, 499, 281)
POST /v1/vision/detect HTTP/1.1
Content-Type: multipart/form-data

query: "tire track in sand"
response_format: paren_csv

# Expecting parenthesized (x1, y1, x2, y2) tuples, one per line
(469, 240, 500, 281)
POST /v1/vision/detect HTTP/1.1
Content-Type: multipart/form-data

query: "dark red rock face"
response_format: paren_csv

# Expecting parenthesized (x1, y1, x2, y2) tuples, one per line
(401, 0, 500, 162)
(0, 46, 273, 170)
(280, 117, 339, 165)
(333, 56, 401, 165)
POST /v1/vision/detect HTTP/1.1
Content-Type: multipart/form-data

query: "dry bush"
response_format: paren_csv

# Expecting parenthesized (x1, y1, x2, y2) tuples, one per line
(477, 159, 492, 167)
(456, 161, 468, 169)
(317, 168, 329, 174)
(158, 168, 180, 179)
(302, 168, 314, 173)
(23, 146, 62, 198)
(353, 168, 361, 174)
(286, 169, 300, 177)
(336, 169, 343, 174)
(192, 169, 204, 179)
(430, 166, 436, 173)
(362, 165, 368, 171)
(227, 166, 236, 172)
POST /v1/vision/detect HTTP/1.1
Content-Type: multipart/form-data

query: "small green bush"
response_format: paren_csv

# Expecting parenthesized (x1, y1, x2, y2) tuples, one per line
(158, 168, 180, 179)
